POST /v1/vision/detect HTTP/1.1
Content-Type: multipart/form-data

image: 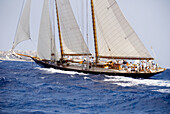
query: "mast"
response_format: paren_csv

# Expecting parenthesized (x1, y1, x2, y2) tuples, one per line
(55, 0, 64, 59)
(91, 0, 98, 63)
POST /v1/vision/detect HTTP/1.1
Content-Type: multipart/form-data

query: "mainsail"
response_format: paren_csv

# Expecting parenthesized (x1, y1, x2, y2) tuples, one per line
(37, 0, 58, 60)
(12, 0, 32, 50)
(56, 0, 91, 56)
(93, 0, 153, 60)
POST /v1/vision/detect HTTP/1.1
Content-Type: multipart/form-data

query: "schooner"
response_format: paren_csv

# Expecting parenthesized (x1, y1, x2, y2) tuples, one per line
(11, 0, 166, 78)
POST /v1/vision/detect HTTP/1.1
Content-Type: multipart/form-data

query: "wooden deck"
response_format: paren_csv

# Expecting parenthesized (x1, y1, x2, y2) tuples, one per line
(65, 64, 165, 74)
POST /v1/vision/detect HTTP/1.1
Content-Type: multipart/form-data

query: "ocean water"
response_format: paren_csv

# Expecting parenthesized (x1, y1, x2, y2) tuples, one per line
(0, 60, 170, 114)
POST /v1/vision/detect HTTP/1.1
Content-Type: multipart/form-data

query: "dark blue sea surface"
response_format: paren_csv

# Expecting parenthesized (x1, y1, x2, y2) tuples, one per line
(0, 60, 170, 113)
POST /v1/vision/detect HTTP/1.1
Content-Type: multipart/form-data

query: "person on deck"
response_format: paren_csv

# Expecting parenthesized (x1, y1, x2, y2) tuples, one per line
(90, 57, 94, 66)
(136, 63, 140, 72)
(127, 66, 131, 73)
(156, 63, 159, 71)
(152, 62, 156, 70)
(139, 63, 142, 72)
(143, 61, 147, 72)
(122, 60, 128, 70)
(82, 59, 86, 70)
(129, 62, 133, 67)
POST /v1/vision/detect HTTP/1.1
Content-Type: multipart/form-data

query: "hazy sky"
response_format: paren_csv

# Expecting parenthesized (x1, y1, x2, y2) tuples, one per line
(0, 0, 170, 68)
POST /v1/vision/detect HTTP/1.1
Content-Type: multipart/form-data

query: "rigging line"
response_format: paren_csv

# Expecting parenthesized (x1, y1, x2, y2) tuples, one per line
(82, 0, 85, 53)
(86, 0, 89, 48)
(12, 0, 26, 50)
(124, 32, 134, 40)
(93, 2, 113, 54)
(95, 12, 111, 53)
(86, 0, 90, 69)
(107, 1, 116, 10)
(29, 38, 36, 52)
(151, 46, 158, 63)
(50, 0, 57, 60)
(76, 0, 80, 32)
(49, 0, 53, 59)
(51, 0, 56, 42)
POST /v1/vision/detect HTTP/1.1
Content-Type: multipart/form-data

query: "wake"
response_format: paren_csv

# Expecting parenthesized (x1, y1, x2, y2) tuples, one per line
(104, 75, 170, 87)
(36, 67, 88, 76)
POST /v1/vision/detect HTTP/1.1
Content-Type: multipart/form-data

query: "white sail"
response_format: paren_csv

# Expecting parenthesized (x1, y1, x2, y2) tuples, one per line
(93, 0, 153, 59)
(37, 0, 58, 60)
(57, 0, 91, 55)
(12, 0, 32, 50)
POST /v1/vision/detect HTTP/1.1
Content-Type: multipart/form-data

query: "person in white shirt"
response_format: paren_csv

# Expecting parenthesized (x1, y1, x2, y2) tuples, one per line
(143, 61, 147, 72)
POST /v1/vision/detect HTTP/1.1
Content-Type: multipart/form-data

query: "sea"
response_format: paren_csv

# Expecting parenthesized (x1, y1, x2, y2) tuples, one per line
(0, 60, 170, 114)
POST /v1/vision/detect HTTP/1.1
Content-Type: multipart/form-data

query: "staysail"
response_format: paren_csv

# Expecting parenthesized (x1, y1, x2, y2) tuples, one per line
(37, 0, 58, 60)
(93, 0, 153, 60)
(12, 0, 32, 50)
(56, 0, 91, 56)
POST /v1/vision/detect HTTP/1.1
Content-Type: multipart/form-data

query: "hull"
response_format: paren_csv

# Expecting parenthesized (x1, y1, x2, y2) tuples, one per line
(32, 58, 165, 78)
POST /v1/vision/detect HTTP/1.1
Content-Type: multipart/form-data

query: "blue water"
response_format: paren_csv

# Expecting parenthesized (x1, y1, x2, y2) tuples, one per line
(0, 60, 170, 113)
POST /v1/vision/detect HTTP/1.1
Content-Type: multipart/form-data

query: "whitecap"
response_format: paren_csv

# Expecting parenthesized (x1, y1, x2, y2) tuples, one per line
(152, 89, 170, 93)
(40, 77, 45, 79)
(84, 77, 91, 80)
(104, 75, 170, 87)
(77, 72, 88, 76)
(70, 75, 74, 78)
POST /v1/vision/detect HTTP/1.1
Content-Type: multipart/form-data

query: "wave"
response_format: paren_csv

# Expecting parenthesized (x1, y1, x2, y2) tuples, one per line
(36, 67, 88, 75)
(0, 77, 7, 83)
(104, 75, 170, 88)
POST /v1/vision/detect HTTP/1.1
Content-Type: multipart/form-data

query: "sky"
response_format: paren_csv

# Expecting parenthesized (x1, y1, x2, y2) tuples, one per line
(0, 0, 170, 68)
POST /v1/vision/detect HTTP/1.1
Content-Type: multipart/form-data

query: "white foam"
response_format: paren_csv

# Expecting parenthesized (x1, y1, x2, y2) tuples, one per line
(152, 89, 170, 93)
(77, 72, 88, 76)
(40, 77, 45, 79)
(84, 77, 91, 80)
(36, 67, 88, 75)
(104, 75, 170, 87)
(70, 75, 74, 78)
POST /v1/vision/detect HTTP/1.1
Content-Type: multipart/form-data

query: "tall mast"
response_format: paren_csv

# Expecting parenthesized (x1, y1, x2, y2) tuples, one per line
(91, 0, 98, 63)
(55, 0, 64, 59)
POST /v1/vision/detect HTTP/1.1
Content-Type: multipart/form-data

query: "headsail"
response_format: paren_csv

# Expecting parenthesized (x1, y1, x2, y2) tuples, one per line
(12, 0, 32, 50)
(93, 0, 153, 60)
(37, 0, 58, 60)
(56, 0, 91, 56)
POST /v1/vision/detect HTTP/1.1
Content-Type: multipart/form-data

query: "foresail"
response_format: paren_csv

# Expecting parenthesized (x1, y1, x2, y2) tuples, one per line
(57, 0, 91, 55)
(12, 0, 31, 50)
(93, 0, 153, 59)
(37, 0, 58, 60)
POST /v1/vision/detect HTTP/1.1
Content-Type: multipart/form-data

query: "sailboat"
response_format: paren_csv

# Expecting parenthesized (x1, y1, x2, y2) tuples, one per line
(11, 0, 166, 78)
